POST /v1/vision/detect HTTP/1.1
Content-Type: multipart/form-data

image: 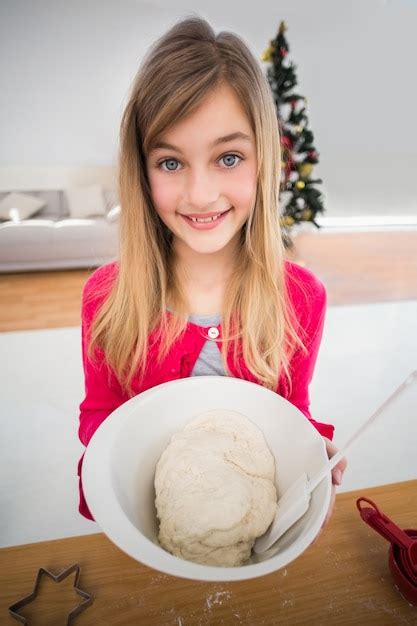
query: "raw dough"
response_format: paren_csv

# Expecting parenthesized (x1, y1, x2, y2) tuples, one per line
(154, 409, 277, 566)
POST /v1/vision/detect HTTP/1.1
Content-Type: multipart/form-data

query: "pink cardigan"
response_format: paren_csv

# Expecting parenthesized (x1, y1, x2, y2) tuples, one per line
(78, 260, 334, 519)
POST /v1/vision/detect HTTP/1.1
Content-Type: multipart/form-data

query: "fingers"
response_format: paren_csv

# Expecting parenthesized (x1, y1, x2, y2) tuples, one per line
(323, 437, 347, 486)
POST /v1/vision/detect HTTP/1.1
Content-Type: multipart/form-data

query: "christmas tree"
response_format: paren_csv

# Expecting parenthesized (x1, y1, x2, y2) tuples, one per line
(261, 21, 325, 248)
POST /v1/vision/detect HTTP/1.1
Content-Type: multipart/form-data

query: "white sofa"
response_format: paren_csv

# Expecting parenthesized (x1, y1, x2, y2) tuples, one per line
(0, 189, 119, 272)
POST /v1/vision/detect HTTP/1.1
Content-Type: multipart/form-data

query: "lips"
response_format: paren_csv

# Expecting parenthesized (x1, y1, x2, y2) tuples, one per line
(182, 209, 230, 224)
(179, 208, 232, 230)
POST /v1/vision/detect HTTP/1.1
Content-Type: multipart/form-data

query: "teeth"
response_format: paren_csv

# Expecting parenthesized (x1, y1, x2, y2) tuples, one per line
(190, 212, 224, 223)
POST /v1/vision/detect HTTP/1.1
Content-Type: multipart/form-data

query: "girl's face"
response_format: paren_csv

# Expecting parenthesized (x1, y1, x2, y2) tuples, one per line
(146, 84, 257, 257)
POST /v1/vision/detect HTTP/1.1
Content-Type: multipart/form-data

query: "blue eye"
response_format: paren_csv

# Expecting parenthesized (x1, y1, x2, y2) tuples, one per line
(159, 159, 179, 172)
(157, 153, 243, 172)
(221, 154, 241, 168)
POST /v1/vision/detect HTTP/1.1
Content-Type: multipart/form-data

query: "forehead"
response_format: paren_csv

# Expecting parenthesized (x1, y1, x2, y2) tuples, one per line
(149, 85, 254, 154)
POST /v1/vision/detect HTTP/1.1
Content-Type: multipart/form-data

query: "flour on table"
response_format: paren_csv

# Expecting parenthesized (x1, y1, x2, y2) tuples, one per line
(154, 409, 277, 566)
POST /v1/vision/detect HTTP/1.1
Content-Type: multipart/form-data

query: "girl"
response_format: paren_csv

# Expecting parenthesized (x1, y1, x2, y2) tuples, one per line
(78, 15, 347, 533)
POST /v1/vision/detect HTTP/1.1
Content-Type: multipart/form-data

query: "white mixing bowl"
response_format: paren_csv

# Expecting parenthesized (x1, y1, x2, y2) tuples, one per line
(82, 376, 331, 581)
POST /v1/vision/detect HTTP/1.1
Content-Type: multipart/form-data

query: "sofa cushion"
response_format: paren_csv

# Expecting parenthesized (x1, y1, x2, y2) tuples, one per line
(65, 184, 106, 218)
(0, 192, 46, 221)
(106, 205, 120, 222)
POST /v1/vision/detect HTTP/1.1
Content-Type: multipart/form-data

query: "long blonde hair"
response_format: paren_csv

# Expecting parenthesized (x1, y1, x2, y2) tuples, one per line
(87, 14, 307, 396)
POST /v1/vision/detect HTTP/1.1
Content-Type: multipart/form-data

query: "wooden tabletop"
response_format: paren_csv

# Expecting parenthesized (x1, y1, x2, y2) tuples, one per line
(1, 480, 416, 625)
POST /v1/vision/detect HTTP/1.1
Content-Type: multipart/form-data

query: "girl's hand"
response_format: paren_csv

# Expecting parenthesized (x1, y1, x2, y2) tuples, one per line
(311, 436, 347, 545)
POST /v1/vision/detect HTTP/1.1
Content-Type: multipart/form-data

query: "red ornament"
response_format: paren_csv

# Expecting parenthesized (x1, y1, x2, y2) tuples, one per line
(281, 134, 294, 150)
(282, 155, 295, 181)
(280, 47, 288, 57)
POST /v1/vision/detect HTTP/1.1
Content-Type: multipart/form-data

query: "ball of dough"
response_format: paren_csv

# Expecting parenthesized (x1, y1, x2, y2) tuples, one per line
(154, 409, 277, 566)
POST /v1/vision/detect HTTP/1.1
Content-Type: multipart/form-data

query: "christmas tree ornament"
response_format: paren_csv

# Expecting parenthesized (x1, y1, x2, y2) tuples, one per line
(261, 44, 274, 63)
(280, 215, 295, 227)
(298, 163, 313, 177)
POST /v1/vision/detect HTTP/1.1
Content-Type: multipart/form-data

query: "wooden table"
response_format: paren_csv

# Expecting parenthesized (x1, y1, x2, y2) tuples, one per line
(1, 481, 416, 625)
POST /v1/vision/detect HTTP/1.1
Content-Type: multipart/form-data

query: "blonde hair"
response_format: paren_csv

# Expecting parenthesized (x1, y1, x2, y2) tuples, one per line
(87, 14, 307, 396)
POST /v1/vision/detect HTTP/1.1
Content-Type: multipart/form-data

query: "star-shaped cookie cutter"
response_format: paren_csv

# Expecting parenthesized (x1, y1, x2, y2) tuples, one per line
(9, 562, 93, 625)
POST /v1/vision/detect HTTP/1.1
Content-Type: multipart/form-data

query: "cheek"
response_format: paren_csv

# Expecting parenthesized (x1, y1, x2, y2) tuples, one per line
(148, 174, 177, 215)
(231, 168, 257, 210)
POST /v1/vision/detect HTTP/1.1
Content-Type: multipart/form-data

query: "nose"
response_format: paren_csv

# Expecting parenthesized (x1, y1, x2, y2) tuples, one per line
(182, 166, 219, 210)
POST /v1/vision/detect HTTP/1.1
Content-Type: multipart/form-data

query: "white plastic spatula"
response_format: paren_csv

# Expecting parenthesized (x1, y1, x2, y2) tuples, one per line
(253, 370, 417, 554)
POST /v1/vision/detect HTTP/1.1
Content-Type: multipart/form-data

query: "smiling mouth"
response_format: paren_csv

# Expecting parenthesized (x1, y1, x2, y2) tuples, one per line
(182, 209, 231, 224)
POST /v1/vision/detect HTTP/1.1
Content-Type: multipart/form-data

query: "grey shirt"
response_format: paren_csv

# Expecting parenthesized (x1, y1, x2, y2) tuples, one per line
(188, 313, 225, 376)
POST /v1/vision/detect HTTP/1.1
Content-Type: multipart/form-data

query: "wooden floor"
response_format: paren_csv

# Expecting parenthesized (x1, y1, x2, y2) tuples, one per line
(1, 230, 416, 332)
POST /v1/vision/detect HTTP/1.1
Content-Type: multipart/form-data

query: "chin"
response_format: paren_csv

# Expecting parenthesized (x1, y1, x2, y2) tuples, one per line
(184, 235, 235, 256)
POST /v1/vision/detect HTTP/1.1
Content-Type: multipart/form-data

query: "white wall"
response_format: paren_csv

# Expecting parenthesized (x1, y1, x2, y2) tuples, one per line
(1, 0, 416, 216)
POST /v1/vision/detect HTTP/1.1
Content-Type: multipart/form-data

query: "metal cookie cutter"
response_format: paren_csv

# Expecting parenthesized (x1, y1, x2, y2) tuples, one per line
(9, 562, 93, 625)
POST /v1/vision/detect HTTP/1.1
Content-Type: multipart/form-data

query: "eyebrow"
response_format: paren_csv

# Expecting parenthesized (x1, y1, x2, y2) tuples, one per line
(149, 132, 252, 154)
